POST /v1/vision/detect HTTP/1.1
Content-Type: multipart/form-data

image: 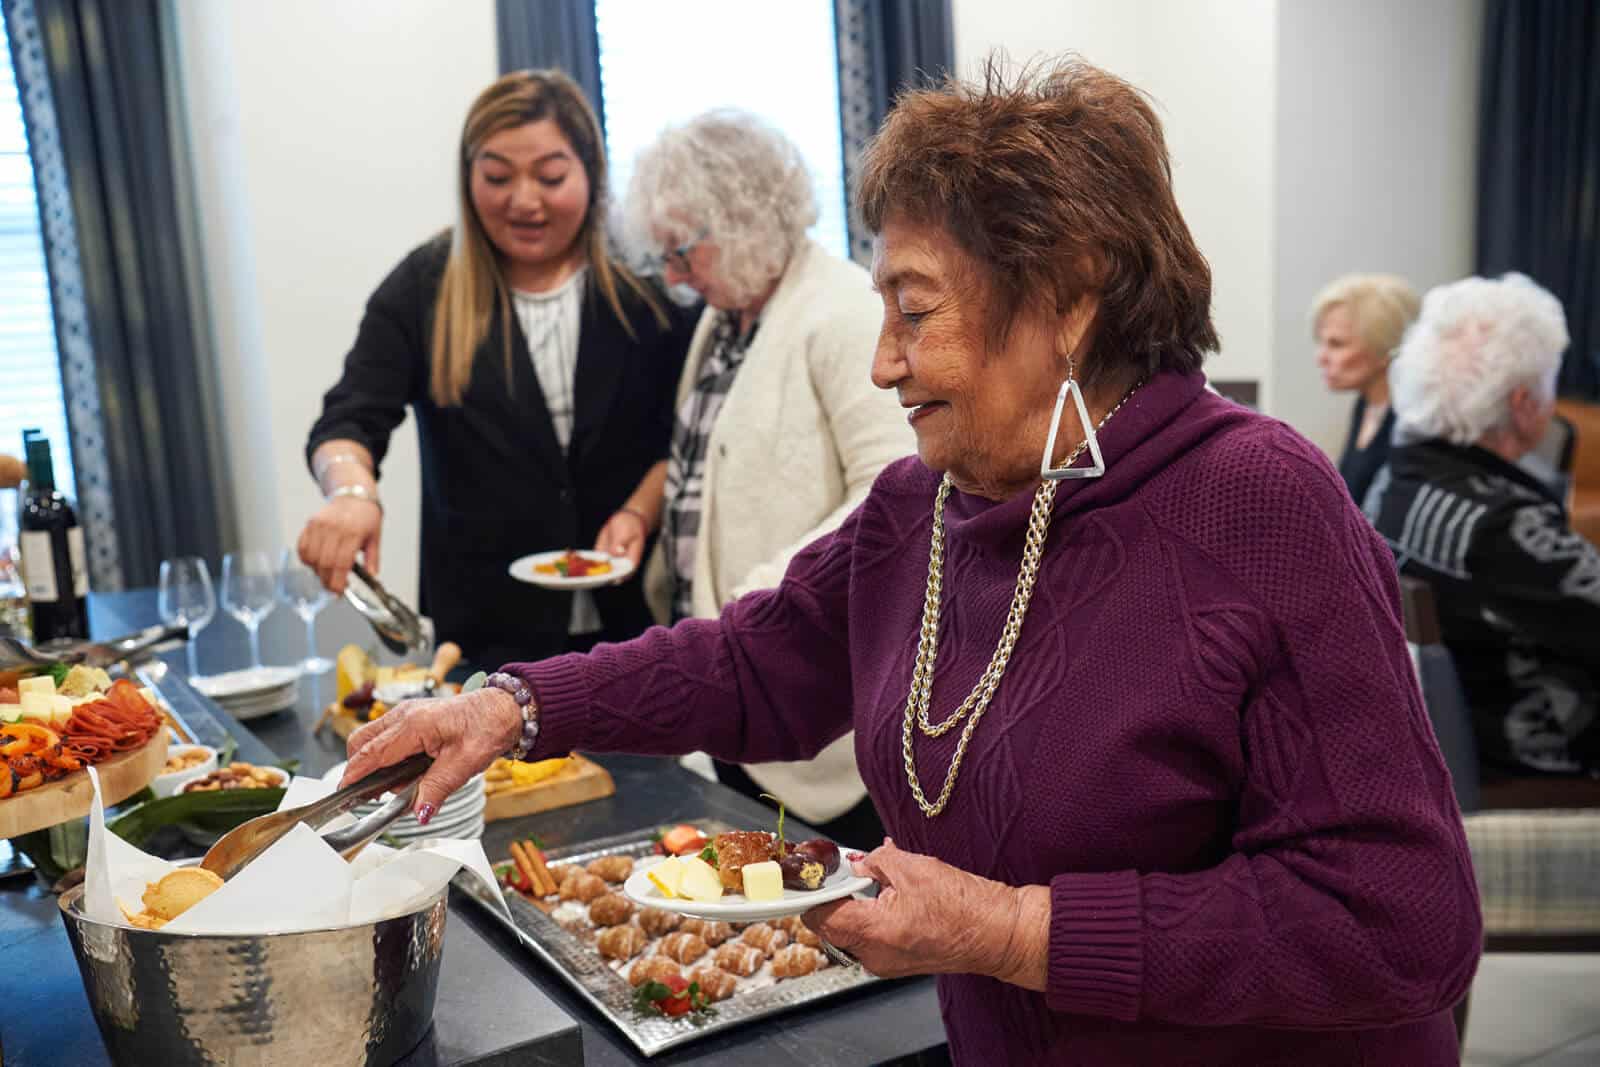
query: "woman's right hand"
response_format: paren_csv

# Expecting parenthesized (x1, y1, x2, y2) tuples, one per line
(340, 685, 523, 823)
(298, 496, 382, 595)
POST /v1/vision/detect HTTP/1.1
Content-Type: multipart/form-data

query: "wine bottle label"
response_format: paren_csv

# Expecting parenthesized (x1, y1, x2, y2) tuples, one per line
(19, 530, 59, 603)
(67, 526, 88, 597)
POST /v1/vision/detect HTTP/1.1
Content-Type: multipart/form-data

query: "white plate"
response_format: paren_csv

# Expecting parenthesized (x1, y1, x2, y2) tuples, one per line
(622, 851, 875, 922)
(191, 666, 302, 699)
(508, 550, 636, 591)
(214, 688, 300, 720)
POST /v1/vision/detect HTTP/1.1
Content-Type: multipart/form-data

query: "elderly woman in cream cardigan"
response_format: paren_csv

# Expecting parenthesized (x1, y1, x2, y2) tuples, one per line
(593, 110, 912, 843)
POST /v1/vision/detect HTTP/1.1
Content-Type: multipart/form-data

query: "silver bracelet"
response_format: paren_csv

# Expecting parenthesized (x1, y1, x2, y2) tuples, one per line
(327, 483, 384, 514)
(313, 451, 369, 483)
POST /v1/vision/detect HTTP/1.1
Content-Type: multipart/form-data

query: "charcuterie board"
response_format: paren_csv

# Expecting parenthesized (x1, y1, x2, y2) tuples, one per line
(0, 730, 168, 839)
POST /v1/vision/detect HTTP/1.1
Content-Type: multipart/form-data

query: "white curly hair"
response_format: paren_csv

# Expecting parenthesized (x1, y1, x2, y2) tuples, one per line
(618, 109, 818, 308)
(1390, 273, 1569, 445)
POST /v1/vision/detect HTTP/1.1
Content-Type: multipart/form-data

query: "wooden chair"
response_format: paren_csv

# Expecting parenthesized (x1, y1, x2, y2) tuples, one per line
(1557, 399, 1600, 545)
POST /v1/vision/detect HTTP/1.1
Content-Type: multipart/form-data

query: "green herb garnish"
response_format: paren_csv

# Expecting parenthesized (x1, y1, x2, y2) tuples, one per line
(48, 662, 70, 687)
(699, 844, 718, 867)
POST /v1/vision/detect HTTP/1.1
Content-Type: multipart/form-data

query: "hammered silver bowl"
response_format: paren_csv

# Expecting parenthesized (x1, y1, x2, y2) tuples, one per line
(58, 885, 447, 1066)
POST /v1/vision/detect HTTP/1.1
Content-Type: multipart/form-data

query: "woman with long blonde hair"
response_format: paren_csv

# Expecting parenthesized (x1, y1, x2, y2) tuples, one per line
(301, 70, 696, 669)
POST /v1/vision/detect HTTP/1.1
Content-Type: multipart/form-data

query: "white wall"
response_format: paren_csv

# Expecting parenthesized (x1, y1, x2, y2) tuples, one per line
(953, 0, 1482, 455)
(952, 0, 1280, 394)
(171, 0, 497, 602)
(1271, 0, 1482, 453)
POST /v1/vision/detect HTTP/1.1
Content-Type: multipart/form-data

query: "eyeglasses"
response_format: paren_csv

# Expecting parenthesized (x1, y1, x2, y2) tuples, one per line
(644, 229, 708, 275)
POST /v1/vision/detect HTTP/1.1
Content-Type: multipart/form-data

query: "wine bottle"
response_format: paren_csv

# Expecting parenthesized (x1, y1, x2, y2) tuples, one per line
(18, 432, 88, 643)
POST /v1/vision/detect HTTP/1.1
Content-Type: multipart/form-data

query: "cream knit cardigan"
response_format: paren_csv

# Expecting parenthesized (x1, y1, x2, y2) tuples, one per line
(644, 239, 915, 822)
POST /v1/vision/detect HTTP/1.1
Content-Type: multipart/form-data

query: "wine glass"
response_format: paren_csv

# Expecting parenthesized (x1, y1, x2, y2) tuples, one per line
(278, 548, 332, 674)
(221, 551, 277, 670)
(157, 556, 216, 683)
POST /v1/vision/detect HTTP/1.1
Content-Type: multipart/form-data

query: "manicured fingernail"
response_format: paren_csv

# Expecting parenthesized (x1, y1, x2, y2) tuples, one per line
(415, 803, 436, 826)
(847, 851, 865, 862)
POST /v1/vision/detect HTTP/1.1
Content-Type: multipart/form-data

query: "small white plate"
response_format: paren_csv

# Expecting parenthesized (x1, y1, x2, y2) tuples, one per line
(191, 666, 301, 700)
(508, 550, 635, 591)
(622, 851, 875, 922)
(151, 745, 219, 797)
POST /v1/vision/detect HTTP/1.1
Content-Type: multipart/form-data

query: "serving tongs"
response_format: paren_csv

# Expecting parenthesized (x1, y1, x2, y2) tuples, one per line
(0, 622, 189, 673)
(344, 562, 427, 657)
(200, 753, 432, 882)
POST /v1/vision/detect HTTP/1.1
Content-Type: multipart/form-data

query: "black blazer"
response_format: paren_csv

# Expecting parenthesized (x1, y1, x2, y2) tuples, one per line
(307, 236, 697, 669)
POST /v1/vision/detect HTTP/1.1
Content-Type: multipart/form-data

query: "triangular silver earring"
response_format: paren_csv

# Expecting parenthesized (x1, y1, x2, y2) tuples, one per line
(1040, 377, 1105, 480)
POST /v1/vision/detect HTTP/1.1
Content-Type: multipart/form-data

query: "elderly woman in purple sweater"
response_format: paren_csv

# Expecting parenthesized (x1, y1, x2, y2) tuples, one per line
(342, 59, 1481, 1064)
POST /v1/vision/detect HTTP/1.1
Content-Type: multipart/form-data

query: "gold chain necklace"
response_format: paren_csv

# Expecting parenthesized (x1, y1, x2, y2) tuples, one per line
(900, 384, 1139, 817)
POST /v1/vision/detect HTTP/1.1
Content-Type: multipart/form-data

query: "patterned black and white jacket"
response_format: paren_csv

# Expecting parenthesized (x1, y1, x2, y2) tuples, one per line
(1366, 439, 1600, 776)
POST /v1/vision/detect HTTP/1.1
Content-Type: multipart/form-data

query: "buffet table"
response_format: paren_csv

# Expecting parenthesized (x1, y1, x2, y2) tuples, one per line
(0, 591, 947, 1066)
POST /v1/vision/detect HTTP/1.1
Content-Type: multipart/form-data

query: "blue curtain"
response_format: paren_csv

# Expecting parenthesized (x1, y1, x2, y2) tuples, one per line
(496, 0, 606, 133)
(5, 0, 234, 589)
(1476, 0, 1600, 401)
(834, 0, 955, 265)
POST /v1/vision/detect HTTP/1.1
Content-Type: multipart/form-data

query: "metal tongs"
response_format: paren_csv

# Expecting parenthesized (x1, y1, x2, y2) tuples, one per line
(0, 622, 189, 673)
(199, 753, 432, 882)
(343, 562, 427, 657)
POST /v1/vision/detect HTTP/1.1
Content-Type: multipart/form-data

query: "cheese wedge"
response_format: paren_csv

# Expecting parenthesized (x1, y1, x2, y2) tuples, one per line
(18, 675, 54, 697)
(646, 857, 683, 899)
(677, 857, 724, 903)
(740, 860, 783, 901)
(20, 691, 53, 723)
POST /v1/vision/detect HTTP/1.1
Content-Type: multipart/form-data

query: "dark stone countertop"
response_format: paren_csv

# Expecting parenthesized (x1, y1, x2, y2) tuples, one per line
(0, 590, 947, 1066)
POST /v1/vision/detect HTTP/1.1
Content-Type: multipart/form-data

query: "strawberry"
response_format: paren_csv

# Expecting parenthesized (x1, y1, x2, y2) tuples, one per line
(660, 824, 708, 856)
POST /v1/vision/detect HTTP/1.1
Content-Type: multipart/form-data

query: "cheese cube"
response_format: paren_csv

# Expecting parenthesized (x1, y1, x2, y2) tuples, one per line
(374, 666, 398, 688)
(18, 675, 55, 697)
(740, 860, 783, 901)
(646, 857, 683, 899)
(677, 857, 725, 903)
(49, 694, 74, 726)
(20, 691, 54, 722)
(0, 704, 22, 723)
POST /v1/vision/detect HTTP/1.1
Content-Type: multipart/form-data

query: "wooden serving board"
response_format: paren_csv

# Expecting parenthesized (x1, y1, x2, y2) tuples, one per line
(484, 755, 615, 822)
(0, 731, 169, 839)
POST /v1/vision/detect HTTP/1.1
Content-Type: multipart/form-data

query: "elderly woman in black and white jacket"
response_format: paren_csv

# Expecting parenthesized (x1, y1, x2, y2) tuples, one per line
(594, 110, 912, 844)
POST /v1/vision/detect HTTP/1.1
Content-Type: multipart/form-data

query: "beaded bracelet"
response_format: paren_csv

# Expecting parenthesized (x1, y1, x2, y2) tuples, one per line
(484, 671, 540, 760)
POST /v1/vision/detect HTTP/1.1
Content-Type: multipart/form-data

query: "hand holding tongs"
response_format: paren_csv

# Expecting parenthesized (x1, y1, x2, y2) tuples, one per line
(200, 753, 432, 881)
(344, 562, 427, 657)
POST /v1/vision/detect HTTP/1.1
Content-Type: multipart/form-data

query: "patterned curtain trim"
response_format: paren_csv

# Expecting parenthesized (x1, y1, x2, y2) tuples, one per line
(5, 0, 123, 591)
(835, 0, 878, 268)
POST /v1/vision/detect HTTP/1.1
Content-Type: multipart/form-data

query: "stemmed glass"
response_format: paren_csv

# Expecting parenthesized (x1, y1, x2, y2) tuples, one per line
(278, 548, 332, 674)
(157, 557, 216, 683)
(221, 551, 276, 670)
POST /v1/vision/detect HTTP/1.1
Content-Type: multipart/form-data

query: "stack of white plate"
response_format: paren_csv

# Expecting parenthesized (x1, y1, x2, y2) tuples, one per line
(322, 762, 486, 842)
(190, 666, 301, 720)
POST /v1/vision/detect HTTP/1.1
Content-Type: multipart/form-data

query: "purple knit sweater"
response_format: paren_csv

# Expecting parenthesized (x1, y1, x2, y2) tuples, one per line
(510, 370, 1482, 1064)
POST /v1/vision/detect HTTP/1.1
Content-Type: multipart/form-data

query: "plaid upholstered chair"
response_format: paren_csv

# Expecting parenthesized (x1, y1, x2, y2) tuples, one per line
(1399, 577, 1600, 1037)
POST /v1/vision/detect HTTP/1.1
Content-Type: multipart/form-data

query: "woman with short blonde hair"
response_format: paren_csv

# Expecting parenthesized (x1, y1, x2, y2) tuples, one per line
(1310, 273, 1420, 502)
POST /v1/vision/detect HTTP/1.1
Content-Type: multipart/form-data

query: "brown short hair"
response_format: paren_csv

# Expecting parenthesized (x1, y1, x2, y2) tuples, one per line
(856, 56, 1218, 387)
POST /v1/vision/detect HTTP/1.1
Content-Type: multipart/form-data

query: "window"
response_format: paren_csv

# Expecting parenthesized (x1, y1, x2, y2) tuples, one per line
(595, 0, 850, 260)
(0, 13, 75, 520)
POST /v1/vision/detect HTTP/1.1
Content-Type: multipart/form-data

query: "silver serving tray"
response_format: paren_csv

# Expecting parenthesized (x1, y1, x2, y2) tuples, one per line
(454, 820, 880, 1057)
